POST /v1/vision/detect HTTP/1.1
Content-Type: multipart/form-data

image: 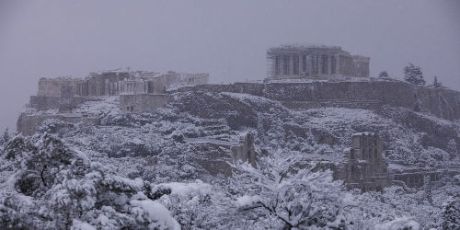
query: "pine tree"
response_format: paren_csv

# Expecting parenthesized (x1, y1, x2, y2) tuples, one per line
(433, 76, 442, 88)
(378, 71, 389, 78)
(404, 63, 425, 86)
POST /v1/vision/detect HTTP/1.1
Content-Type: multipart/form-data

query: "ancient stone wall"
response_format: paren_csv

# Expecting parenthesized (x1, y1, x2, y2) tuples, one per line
(338, 133, 389, 191)
(119, 94, 171, 113)
(37, 78, 84, 98)
(389, 170, 456, 188)
(16, 113, 97, 136)
(29, 96, 94, 112)
(29, 96, 61, 111)
(151, 72, 210, 92)
(184, 80, 460, 121)
(231, 132, 257, 167)
(176, 82, 265, 96)
(264, 81, 460, 120)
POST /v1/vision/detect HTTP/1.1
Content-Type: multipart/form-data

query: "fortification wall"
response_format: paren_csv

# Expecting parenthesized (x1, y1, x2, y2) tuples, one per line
(176, 82, 265, 96)
(30, 96, 95, 111)
(17, 113, 96, 136)
(264, 81, 460, 120)
(120, 94, 171, 113)
(183, 80, 460, 120)
(29, 96, 61, 110)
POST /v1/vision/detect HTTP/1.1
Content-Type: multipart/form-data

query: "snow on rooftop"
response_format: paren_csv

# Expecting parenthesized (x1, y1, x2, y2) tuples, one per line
(129, 199, 180, 230)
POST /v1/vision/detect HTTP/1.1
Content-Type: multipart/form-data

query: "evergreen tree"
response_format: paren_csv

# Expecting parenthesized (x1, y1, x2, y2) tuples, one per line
(378, 71, 389, 78)
(404, 63, 425, 86)
(433, 76, 442, 88)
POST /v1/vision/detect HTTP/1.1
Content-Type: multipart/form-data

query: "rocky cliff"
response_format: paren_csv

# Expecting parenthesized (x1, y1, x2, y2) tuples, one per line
(179, 80, 460, 120)
(5, 84, 460, 229)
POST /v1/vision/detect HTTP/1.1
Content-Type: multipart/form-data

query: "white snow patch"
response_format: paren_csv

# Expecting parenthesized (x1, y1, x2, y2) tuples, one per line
(71, 219, 96, 230)
(375, 217, 420, 230)
(236, 195, 262, 207)
(130, 200, 181, 230)
(157, 180, 212, 196)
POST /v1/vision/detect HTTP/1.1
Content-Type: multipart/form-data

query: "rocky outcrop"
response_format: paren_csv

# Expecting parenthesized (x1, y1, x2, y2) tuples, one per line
(378, 106, 459, 154)
(173, 92, 288, 130)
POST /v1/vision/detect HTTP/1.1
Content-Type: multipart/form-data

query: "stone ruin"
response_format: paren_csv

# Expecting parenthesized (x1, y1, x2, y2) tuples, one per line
(335, 132, 456, 191)
(18, 70, 209, 135)
(266, 44, 370, 81)
(337, 132, 390, 191)
(31, 71, 208, 111)
(28, 70, 209, 113)
(231, 132, 257, 167)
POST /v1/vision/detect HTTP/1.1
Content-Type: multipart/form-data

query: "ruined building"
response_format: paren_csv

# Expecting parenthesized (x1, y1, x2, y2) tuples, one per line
(19, 70, 209, 135)
(266, 45, 370, 80)
(231, 132, 257, 167)
(338, 132, 389, 191)
(35, 71, 208, 99)
(334, 132, 455, 191)
(29, 70, 209, 112)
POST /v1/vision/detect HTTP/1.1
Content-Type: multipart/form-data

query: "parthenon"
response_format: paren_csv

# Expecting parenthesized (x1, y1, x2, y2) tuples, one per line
(266, 44, 370, 80)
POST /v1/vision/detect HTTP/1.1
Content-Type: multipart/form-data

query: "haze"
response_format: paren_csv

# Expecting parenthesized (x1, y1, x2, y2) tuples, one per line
(0, 0, 459, 131)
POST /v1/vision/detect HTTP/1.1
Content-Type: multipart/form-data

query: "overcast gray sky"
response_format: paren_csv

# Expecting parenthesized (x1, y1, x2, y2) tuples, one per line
(0, 0, 459, 131)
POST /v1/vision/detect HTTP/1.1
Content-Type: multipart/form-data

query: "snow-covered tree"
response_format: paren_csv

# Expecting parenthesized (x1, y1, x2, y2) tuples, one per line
(404, 63, 425, 86)
(229, 152, 348, 229)
(447, 139, 458, 160)
(0, 134, 180, 230)
(378, 71, 389, 78)
(0, 128, 10, 146)
(443, 199, 460, 230)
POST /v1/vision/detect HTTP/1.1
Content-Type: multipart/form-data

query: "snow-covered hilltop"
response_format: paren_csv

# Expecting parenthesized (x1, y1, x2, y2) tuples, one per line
(2, 72, 460, 229)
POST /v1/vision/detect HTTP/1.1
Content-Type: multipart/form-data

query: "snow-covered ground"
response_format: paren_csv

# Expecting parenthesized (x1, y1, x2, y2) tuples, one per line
(1, 91, 459, 229)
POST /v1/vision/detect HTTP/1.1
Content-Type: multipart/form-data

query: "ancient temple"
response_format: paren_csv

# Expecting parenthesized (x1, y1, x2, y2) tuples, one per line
(266, 45, 370, 80)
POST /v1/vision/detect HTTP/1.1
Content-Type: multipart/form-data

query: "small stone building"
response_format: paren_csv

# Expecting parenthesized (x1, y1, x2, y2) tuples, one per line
(339, 132, 389, 191)
(266, 44, 370, 80)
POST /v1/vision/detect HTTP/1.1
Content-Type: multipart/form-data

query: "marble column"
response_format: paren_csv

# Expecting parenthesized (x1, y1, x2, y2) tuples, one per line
(306, 55, 311, 76)
(329, 55, 333, 75)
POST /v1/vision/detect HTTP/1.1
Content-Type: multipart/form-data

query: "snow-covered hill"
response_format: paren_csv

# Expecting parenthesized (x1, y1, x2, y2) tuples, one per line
(1, 91, 460, 229)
